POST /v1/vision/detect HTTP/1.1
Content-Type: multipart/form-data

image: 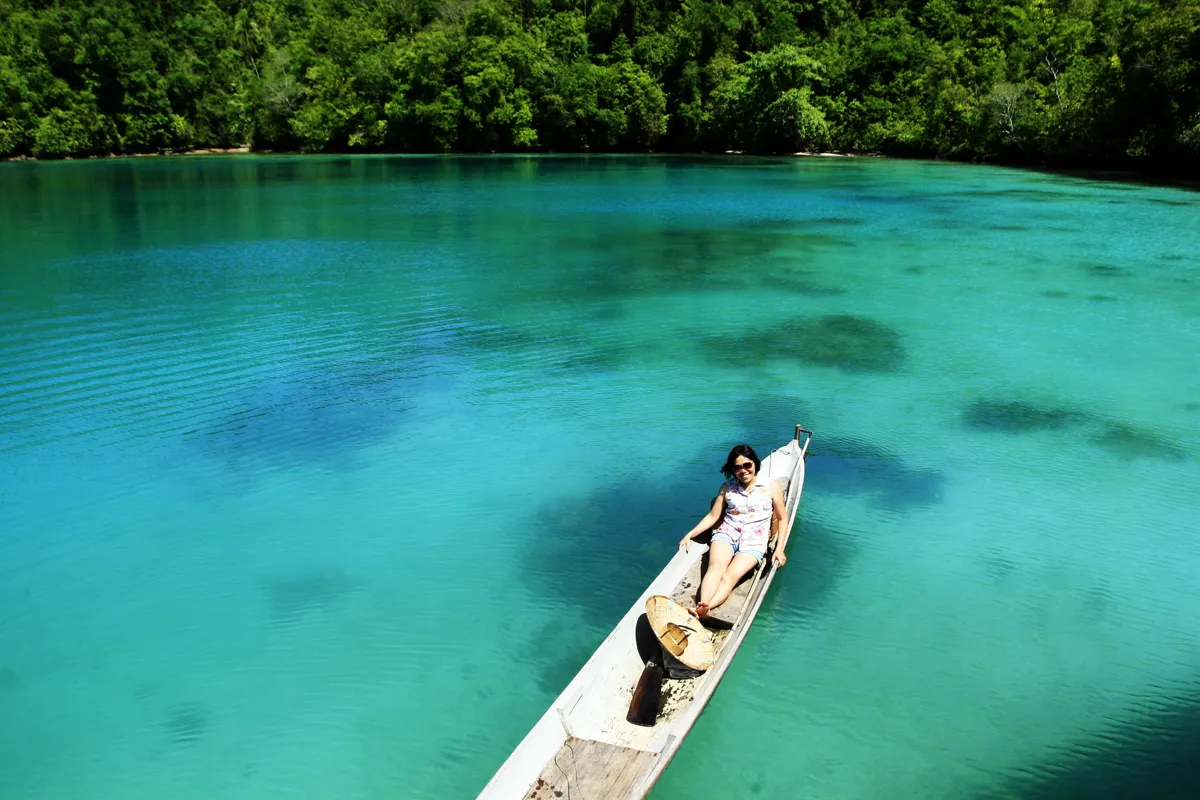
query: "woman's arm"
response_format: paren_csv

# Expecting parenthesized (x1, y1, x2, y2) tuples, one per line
(770, 481, 790, 566)
(679, 491, 725, 551)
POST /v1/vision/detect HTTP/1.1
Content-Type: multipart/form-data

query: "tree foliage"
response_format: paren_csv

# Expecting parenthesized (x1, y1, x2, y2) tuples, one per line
(0, 0, 1196, 171)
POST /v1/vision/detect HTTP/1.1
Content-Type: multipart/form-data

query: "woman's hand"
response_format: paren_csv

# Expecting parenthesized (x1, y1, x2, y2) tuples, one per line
(772, 550, 787, 568)
(678, 534, 693, 552)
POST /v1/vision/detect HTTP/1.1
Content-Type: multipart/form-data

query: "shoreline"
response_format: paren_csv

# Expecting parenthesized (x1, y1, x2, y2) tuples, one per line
(0, 145, 253, 162)
(2, 146, 870, 162)
(2, 147, 1196, 190)
(141, 146, 253, 157)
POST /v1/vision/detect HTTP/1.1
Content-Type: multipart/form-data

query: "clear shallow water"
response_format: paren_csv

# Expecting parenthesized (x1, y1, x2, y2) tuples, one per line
(1, 155, 1198, 799)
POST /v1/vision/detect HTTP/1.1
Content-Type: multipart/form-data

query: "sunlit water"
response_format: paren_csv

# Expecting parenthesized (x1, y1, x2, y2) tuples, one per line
(1, 156, 1197, 799)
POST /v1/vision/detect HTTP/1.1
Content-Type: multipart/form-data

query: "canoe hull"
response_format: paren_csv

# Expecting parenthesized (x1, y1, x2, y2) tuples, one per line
(480, 428, 812, 799)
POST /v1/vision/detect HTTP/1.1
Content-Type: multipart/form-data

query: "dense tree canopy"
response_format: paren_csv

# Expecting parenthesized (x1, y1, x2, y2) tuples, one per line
(0, 0, 1197, 171)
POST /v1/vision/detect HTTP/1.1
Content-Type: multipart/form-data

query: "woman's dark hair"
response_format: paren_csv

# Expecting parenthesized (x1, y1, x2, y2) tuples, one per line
(720, 444, 761, 479)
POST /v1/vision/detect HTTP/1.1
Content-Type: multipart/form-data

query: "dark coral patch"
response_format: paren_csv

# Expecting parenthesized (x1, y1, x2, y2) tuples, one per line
(1090, 423, 1186, 462)
(185, 362, 412, 472)
(436, 733, 491, 768)
(549, 225, 811, 301)
(960, 188, 1079, 201)
(1041, 289, 1070, 299)
(535, 645, 594, 698)
(1084, 264, 1127, 277)
(528, 618, 606, 696)
(813, 216, 865, 226)
(963, 400, 1089, 432)
(716, 314, 902, 373)
(982, 553, 1018, 583)
(771, 518, 860, 613)
(965, 400, 1189, 462)
(451, 317, 628, 374)
(526, 480, 680, 625)
(771, 274, 848, 295)
(164, 703, 208, 745)
(260, 569, 362, 626)
(719, 394, 816, 453)
(792, 315, 904, 372)
(1086, 293, 1119, 302)
(806, 437, 943, 510)
(706, 314, 904, 373)
(1083, 583, 1113, 620)
(453, 321, 541, 353)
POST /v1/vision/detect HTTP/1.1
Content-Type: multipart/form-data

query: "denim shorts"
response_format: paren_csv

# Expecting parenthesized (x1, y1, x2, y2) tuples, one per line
(710, 532, 767, 565)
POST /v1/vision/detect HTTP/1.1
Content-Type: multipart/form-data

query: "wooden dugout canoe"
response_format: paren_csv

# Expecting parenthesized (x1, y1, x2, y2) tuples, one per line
(478, 425, 813, 800)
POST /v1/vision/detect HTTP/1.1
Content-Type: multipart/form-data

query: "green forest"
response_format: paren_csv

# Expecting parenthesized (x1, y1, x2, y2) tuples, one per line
(0, 0, 1197, 170)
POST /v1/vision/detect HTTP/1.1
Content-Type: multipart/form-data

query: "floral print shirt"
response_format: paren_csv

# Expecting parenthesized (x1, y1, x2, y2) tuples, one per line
(713, 477, 773, 549)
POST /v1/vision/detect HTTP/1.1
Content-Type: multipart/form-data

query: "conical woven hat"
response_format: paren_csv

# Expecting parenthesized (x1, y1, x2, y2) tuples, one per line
(660, 622, 688, 657)
(645, 595, 715, 671)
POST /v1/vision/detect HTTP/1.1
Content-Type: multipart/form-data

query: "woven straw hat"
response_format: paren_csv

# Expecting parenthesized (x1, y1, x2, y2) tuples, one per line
(645, 595, 715, 671)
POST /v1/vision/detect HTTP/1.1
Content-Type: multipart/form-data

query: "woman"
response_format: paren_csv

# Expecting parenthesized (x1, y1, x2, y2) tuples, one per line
(678, 444, 790, 618)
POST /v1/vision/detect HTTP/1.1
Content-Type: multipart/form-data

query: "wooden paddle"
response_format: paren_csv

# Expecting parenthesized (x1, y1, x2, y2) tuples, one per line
(626, 657, 664, 727)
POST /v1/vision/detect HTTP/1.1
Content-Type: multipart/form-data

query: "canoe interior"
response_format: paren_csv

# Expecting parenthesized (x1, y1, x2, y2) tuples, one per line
(524, 738, 657, 800)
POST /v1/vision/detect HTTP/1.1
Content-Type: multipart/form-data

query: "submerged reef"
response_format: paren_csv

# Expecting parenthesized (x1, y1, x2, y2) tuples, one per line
(260, 568, 363, 626)
(550, 225, 808, 300)
(1083, 263, 1127, 277)
(1091, 422, 1187, 462)
(536, 221, 857, 306)
(768, 272, 849, 296)
(790, 315, 905, 372)
(806, 437, 943, 510)
(183, 361, 411, 472)
(163, 703, 208, 746)
(455, 319, 628, 374)
(771, 518, 860, 613)
(963, 400, 1089, 432)
(711, 314, 905, 373)
(527, 617, 608, 696)
(963, 399, 1188, 462)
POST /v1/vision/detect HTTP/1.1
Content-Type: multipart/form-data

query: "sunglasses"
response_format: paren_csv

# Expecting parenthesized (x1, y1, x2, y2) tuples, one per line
(733, 462, 756, 472)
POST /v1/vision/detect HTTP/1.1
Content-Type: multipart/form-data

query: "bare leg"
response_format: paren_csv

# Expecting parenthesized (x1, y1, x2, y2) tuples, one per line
(695, 540, 734, 618)
(703, 554, 761, 615)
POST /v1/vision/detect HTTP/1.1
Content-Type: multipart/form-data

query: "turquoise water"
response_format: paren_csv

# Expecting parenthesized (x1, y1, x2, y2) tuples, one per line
(1, 155, 1197, 799)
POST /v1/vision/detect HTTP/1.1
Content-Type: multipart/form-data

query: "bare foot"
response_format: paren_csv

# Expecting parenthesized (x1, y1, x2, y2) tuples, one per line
(695, 602, 710, 618)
